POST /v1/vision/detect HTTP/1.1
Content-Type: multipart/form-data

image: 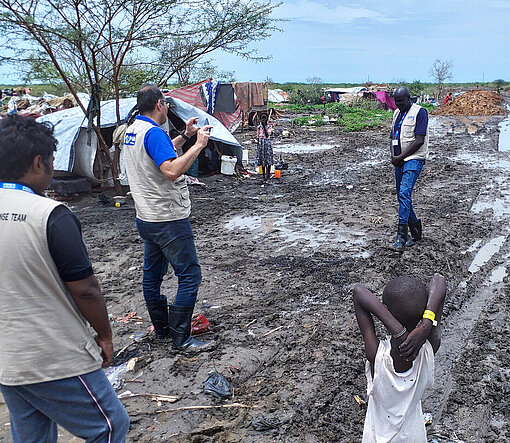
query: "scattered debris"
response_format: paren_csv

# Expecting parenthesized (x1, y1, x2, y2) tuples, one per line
(203, 372, 232, 399)
(105, 357, 140, 389)
(262, 325, 285, 337)
(354, 394, 366, 406)
(423, 412, 433, 426)
(251, 414, 288, 432)
(118, 390, 179, 403)
(191, 313, 211, 335)
(153, 403, 251, 414)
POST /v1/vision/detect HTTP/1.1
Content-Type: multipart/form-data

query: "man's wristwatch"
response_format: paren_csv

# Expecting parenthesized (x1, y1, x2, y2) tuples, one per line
(179, 131, 190, 141)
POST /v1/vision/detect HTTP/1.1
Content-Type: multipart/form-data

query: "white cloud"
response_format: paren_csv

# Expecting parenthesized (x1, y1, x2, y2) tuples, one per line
(274, 0, 391, 24)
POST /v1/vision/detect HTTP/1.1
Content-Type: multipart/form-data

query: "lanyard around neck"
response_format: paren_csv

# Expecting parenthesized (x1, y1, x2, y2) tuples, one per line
(393, 110, 408, 139)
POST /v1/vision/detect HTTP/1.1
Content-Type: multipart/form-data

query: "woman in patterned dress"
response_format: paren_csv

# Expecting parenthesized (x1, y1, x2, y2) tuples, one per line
(255, 113, 274, 181)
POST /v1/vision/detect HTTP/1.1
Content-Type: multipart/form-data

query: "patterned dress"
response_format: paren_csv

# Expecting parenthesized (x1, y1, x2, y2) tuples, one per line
(255, 123, 274, 167)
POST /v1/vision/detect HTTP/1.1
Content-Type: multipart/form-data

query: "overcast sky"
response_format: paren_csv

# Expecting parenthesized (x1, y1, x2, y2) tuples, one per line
(214, 0, 510, 83)
(1, 0, 509, 85)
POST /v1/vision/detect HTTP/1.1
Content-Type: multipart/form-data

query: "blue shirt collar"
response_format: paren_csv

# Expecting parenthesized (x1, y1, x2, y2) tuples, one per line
(136, 115, 160, 127)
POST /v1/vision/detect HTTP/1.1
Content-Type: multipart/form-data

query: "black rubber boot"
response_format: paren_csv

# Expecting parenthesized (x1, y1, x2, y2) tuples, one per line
(146, 297, 171, 340)
(391, 224, 408, 252)
(406, 220, 422, 247)
(168, 305, 214, 352)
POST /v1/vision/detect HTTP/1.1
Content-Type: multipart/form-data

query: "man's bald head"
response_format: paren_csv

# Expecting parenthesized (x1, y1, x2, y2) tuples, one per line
(394, 86, 410, 99)
(393, 86, 412, 112)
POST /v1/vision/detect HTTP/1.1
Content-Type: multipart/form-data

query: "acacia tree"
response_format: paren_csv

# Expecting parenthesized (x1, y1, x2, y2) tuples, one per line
(0, 0, 281, 192)
(430, 59, 453, 99)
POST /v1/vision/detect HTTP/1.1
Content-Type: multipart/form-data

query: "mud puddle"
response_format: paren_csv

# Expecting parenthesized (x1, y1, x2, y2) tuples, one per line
(273, 143, 337, 154)
(225, 213, 369, 257)
(498, 115, 510, 151)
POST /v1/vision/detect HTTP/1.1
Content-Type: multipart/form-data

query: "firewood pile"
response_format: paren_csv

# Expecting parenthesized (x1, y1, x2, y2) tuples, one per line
(434, 90, 507, 116)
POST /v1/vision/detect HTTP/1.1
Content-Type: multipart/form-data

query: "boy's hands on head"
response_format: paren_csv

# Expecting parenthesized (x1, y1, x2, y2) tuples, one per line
(399, 273, 446, 360)
(398, 321, 431, 361)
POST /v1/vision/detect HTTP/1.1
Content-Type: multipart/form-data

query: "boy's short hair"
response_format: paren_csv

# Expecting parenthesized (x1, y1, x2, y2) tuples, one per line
(0, 114, 57, 181)
(382, 277, 428, 331)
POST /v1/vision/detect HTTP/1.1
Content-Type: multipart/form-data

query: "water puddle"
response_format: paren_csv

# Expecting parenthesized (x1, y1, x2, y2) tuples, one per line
(471, 176, 510, 219)
(498, 116, 510, 152)
(273, 144, 336, 154)
(468, 236, 506, 273)
(464, 239, 483, 254)
(489, 265, 507, 284)
(454, 151, 510, 170)
(225, 214, 369, 257)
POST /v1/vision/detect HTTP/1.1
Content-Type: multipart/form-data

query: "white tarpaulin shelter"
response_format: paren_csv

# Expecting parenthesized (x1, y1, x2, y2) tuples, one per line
(37, 96, 242, 184)
(268, 89, 289, 103)
(324, 87, 367, 94)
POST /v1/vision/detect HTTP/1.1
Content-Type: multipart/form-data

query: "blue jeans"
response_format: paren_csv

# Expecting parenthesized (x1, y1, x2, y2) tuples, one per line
(136, 217, 201, 307)
(0, 368, 129, 443)
(394, 159, 425, 225)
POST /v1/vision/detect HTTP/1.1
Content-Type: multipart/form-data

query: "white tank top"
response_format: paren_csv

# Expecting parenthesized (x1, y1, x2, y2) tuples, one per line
(362, 337, 434, 443)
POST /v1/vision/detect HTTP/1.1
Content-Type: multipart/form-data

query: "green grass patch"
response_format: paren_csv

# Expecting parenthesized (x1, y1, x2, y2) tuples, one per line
(291, 115, 326, 126)
(290, 101, 393, 131)
(420, 103, 437, 113)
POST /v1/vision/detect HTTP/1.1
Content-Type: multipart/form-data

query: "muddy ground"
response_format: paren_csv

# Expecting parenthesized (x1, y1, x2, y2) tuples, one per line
(1, 100, 510, 443)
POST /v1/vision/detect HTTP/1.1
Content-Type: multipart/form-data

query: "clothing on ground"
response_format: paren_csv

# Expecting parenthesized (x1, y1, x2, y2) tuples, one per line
(362, 338, 434, 443)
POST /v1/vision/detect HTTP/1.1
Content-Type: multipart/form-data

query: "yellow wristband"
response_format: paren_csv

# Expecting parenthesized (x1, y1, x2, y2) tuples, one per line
(423, 310, 437, 326)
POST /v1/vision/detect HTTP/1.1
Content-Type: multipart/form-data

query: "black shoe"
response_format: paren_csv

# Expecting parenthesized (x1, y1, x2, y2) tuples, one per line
(391, 224, 408, 252)
(406, 220, 422, 247)
(146, 297, 171, 340)
(168, 305, 215, 352)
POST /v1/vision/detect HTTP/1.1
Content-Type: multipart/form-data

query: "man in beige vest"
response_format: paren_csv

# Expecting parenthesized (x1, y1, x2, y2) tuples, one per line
(390, 86, 429, 251)
(0, 115, 129, 442)
(124, 84, 213, 351)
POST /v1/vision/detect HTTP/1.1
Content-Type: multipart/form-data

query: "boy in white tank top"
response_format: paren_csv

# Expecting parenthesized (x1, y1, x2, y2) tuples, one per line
(352, 274, 446, 442)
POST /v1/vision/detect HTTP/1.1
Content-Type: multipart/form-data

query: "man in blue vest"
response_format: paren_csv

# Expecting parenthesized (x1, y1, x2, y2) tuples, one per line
(390, 86, 429, 251)
(0, 115, 129, 442)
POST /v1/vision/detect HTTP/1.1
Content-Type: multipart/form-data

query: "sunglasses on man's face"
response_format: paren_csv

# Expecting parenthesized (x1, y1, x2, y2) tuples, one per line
(160, 98, 168, 107)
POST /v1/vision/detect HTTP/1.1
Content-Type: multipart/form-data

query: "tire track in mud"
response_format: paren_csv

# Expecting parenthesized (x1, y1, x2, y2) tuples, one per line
(423, 114, 510, 441)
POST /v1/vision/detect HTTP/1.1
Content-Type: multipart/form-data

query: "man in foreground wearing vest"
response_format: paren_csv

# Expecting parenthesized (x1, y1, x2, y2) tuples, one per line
(124, 84, 213, 351)
(0, 115, 129, 442)
(390, 86, 429, 252)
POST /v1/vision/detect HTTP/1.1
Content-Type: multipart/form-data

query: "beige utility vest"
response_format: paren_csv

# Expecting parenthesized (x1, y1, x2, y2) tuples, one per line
(0, 188, 102, 385)
(391, 103, 429, 161)
(124, 117, 191, 222)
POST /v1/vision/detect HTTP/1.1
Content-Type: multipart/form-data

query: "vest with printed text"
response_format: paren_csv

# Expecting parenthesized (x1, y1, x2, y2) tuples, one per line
(0, 189, 103, 386)
(124, 118, 191, 222)
(391, 103, 429, 161)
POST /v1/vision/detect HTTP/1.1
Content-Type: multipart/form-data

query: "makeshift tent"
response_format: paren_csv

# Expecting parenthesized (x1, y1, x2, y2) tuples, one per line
(268, 89, 289, 103)
(37, 96, 242, 185)
(167, 79, 242, 132)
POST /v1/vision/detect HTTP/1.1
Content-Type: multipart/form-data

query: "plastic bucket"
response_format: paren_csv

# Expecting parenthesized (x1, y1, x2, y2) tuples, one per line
(274, 169, 281, 178)
(220, 156, 237, 175)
